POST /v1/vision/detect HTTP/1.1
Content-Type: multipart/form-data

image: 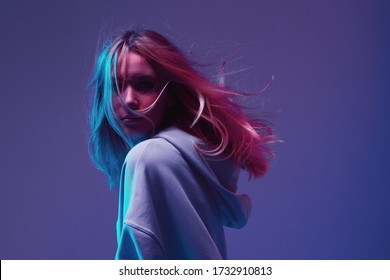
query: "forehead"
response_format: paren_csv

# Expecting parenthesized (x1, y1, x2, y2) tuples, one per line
(116, 51, 155, 78)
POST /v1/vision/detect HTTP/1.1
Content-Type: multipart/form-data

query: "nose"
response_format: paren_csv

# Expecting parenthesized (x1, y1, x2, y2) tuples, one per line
(122, 86, 139, 110)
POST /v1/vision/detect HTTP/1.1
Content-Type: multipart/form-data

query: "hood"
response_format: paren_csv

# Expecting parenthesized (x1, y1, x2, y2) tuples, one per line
(154, 126, 251, 229)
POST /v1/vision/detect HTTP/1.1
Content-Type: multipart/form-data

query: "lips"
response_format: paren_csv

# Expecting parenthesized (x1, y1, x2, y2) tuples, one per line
(120, 115, 142, 125)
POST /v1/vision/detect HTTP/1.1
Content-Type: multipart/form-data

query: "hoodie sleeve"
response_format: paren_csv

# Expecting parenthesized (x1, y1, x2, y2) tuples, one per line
(115, 223, 164, 260)
(115, 138, 225, 260)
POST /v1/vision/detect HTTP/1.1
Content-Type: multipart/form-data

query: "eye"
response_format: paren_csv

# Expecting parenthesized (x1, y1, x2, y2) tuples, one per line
(132, 78, 156, 93)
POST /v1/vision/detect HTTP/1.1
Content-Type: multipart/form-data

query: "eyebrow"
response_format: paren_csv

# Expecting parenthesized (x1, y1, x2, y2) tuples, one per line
(112, 74, 157, 80)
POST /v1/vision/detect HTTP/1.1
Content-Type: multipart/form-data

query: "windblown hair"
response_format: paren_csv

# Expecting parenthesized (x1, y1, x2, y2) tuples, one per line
(88, 29, 274, 187)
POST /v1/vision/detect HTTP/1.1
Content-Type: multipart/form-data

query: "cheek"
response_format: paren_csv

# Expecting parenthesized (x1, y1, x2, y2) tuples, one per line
(111, 96, 121, 114)
(139, 95, 159, 108)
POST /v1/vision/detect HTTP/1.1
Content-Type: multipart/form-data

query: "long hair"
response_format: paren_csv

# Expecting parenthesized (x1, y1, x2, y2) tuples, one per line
(88, 29, 274, 187)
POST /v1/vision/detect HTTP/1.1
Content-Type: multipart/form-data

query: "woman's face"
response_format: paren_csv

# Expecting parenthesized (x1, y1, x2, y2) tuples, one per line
(112, 51, 170, 138)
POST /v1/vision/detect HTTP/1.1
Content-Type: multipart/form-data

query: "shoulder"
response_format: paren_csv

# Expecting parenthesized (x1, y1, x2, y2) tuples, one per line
(124, 136, 184, 170)
(121, 130, 196, 193)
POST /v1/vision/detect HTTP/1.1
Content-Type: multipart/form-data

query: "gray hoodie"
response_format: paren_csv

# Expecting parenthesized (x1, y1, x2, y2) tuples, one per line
(115, 126, 251, 259)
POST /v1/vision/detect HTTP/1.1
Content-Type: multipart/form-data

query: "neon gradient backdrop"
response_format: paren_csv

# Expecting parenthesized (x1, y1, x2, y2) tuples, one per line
(0, 0, 389, 259)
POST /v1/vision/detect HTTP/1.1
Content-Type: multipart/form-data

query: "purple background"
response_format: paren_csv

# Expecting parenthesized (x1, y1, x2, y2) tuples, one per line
(1, 0, 389, 259)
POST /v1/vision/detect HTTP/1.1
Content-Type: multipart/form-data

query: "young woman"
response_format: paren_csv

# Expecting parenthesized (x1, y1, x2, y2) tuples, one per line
(88, 29, 274, 259)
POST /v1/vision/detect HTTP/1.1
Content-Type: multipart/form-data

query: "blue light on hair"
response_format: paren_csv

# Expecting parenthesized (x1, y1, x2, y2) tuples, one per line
(88, 35, 153, 188)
